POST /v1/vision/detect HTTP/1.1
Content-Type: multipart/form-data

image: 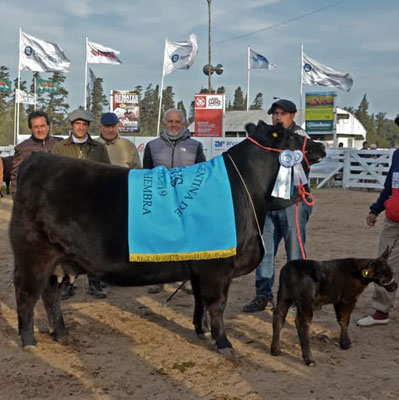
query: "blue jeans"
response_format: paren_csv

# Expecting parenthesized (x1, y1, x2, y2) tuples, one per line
(255, 202, 312, 299)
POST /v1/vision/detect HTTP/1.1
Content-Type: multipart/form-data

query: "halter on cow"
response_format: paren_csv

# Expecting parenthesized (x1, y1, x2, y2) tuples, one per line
(10, 121, 325, 354)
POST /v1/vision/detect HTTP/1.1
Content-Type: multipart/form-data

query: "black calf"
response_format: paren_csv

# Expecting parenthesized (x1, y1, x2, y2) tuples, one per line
(270, 247, 397, 366)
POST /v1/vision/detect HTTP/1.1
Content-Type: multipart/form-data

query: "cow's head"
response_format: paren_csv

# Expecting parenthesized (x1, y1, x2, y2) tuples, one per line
(245, 121, 326, 168)
(361, 246, 398, 292)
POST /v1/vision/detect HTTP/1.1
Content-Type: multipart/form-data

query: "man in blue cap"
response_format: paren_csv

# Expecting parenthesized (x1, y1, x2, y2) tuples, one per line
(243, 99, 313, 312)
(97, 112, 141, 169)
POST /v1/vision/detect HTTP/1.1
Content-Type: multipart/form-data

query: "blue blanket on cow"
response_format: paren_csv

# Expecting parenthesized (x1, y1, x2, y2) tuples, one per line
(128, 156, 237, 262)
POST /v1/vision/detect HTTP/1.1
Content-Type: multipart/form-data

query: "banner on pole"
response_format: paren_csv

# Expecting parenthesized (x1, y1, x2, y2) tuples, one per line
(0, 79, 12, 93)
(110, 90, 140, 133)
(87, 40, 122, 64)
(249, 48, 276, 70)
(163, 34, 198, 76)
(305, 91, 335, 134)
(36, 79, 59, 94)
(194, 94, 224, 137)
(20, 31, 71, 72)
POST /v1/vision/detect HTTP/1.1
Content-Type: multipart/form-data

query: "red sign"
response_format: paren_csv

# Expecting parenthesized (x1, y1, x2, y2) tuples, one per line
(194, 94, 224, 137)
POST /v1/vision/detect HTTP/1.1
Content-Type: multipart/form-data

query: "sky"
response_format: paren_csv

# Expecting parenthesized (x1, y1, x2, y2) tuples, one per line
(2, 0, 399, 119)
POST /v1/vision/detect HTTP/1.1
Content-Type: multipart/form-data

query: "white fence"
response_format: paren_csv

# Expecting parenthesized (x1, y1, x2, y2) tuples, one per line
(309, 149, 394, 189)
(0, 145, 14, 157)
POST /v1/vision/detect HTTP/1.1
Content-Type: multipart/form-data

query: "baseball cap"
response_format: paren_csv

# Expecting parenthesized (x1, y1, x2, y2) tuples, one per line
(68, 107, 94, 123)
(268, 99, 297, 115)
(100, 112, 120, 125)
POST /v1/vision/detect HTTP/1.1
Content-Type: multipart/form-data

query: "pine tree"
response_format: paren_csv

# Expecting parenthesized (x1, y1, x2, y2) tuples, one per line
(355, 94, 378, 145)
(232, 87, 245, 110)
(0, 66, 13, 145)
(42, 72, 69, 135)
(250, 92, 263, 110)
(90, 77, 108, 135)
(161, 86, 175, 115)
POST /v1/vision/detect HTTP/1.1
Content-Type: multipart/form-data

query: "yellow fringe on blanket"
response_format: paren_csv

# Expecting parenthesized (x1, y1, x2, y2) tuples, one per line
(129, 248, 236, 262)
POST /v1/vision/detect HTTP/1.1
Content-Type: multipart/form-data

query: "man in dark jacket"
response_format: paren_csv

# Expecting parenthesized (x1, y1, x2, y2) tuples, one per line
(53, 107, 110, 300)
(144, 108, 206, 294)
(10, 110, 61, 197)
(243, 99, 312, 312)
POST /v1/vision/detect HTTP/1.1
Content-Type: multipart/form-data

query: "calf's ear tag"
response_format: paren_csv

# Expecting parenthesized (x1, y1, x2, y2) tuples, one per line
(362, 269, 370, 278)
(273, 132, 278, 137)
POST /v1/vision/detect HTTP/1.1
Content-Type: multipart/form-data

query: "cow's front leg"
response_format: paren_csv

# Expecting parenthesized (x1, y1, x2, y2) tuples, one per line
(41, 276, 68, 342)
(334, 302, 355, 350)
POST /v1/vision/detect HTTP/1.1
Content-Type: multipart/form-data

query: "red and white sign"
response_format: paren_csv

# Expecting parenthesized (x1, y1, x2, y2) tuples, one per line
(194, 94, 224, 137)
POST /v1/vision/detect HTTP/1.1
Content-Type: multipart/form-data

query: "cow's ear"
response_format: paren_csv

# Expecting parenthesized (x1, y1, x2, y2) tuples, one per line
(380, 245, 391, 260)
(245, 123, 257, 137)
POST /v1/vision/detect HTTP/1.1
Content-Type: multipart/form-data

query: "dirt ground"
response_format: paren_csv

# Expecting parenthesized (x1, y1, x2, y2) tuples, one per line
(1, 188, 398, 400)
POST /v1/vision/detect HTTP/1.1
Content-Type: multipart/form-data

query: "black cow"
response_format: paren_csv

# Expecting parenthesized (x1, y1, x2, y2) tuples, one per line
(10, 122, 325, 353)
(270, 247, 397, 366)
(1, 155, 13, 196)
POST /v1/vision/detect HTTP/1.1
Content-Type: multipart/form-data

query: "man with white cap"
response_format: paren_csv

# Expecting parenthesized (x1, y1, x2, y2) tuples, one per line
(52, 107, 110, 300)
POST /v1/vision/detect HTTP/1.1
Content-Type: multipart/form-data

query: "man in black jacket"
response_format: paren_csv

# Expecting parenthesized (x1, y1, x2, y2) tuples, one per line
(243, 99, 312, 312)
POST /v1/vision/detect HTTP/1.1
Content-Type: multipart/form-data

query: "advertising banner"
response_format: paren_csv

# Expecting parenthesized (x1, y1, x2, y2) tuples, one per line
(194, 94, 224, 137)
(0, 79, 11, 93)
(305, 91, 335, 134)
(36, 79, 59, 94)
(110, 90, 140, 133)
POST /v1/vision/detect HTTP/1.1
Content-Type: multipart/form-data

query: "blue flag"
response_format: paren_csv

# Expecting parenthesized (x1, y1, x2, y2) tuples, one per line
(250, 48, 276, 70)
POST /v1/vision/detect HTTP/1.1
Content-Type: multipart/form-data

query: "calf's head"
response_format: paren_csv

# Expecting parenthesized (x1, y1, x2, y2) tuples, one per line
(361, 247, 398, 292)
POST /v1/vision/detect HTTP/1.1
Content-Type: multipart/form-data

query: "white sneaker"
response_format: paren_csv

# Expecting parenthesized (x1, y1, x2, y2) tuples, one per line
(356, 313, 389, 327)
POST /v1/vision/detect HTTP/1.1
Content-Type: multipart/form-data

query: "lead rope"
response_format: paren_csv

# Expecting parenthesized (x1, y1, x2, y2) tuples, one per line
(226, 153, 265, 251)
(295, 183, 314, 260)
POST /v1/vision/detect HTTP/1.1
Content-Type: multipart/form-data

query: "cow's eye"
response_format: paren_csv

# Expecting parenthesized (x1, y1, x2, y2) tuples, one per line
(272, 132, 278, 138)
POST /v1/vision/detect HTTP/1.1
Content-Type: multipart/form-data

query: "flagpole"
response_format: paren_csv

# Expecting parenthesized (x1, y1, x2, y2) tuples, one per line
(300, 44, 304, 127)
(84, 37, 88, 109)
(156, 38, 167, 136)
(15, 27, 22, 146)
(247, 45, 250, 112)
(33, 76, 37, 111)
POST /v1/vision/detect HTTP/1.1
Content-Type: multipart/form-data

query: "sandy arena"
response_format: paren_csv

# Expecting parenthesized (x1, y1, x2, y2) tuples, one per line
(0, 188, 398, 400)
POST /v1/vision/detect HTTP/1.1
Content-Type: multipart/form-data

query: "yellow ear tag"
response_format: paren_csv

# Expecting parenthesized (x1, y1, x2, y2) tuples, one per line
(273, 132, 278, 137)
(362, 269, 369, 277)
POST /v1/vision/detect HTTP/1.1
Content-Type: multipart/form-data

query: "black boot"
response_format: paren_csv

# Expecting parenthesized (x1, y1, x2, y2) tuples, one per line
(87, 277, 107, 299)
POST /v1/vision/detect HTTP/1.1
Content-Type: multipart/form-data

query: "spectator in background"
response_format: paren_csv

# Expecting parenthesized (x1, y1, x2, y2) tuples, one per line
(10, 110, 61, 197)
(97, 112, 141, 169)
(52, 107, 110, 300)
(361, 141, 369, 150)
(144, 108, 206, 294)
(338, 142, 344, 148)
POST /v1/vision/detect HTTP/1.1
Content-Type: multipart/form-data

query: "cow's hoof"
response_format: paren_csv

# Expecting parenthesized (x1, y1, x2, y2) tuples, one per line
(340, 342, 351, 350)
(305, 359, 316, 367)
(217, 347, 235, 357)
(197, 332, 212, 340)
(270, 346, 281, 356)
(23, 345, 37, 353)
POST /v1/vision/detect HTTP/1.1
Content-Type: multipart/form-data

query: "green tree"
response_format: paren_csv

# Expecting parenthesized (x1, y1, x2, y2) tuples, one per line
(232, 87, 245, 110)
(0, 66, 14, 145)
(90, 77, 108, 135)
(355, 94, 378, 145)
(250, 92, 263, 110)
(42, 72, 69, 135)
(161, 85, 175, 115)
(139, 83, 159, 136)
(177, 100, 187, 124)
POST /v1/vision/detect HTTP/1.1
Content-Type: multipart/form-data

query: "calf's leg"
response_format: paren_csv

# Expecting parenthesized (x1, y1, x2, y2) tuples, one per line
(271, 294, 292, 356)
(295, 303, 315, 366)
(334, 302, 356, 349)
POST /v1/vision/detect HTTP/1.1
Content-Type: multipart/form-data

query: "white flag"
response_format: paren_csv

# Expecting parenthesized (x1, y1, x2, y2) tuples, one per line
(19, 31, 71, 73)
(15, 89, 35, 104)
(86, 40, 122, 64)
(162, 34, 198, 76)
(249, 48, 276, 70)
(302, 52, 353, 92)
